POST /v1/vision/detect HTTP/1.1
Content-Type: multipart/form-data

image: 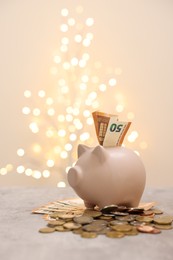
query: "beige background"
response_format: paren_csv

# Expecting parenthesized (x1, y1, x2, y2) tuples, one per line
(0, 0, 173, 187)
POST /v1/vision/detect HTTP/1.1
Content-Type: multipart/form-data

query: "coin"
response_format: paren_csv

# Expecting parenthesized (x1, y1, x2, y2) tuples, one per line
(63, 222, 81, 230)
(106, 231, 125, 238)
(124, 227, 138, 236)
(114, 212, 129, 216)
(141, 210, 155, 216)
(152, 208, 163, 215)
(47, 220, 65, 227)
(82, 224, 104, 232)
(154, 216, 173, 225)
(110, 220, 129, 226)
(39, 227, 55, 233)
(150, 228, 161, 234)
(136, 216, 153, 223)
(72, 228, 83, 234)
(111, 224, 132, 232)
(83, 209, 102, 218)
(55, 226, 69, 232)
(73, 215, 93, 224)
(49, 213, 60, 219)
(92, 220, 108, 226)
(81, 231, 97, 238)
(99, 215, 113, 220)
(154, 224, 172, 230)
(57, 212, 75, 219)
(128, 208, 144, 214)
(130, 221, 146, 226)
(137, 225, 154, 233)
(101, 205, 118, 214)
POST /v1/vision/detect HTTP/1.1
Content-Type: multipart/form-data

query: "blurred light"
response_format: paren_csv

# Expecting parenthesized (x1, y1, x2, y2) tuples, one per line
(74, 34, 82, 43)
(42, 170, 50, 178)
(17, 148, 25, 157)
(79, 83, 87, 90)
(47, 160, 55, 168)
(86, 18, 94, 26)
(32, 170, 41, 179)
(61, 37, 69, 45)
(60, 45, 68, 52)
(134, 150, 140, 156)
(82, 53, 90, 60)
(0, 168, 7, 175)
(109, 78, 117, 86)
(22, 107, 31, 115)
(65, 166, 71, 173)
(38, 90, 46, 98)
(81, 75, 89, 82)
(61, 8, 69, 17)
(33, 108, 41, 116)
(25, 168, 32, 176)
(65, 143, 72, 151)
(83, 39, 91, 47)
(32, 144, 42, 153)
(71, 57, 78, 66)
(66, 114, 73, 122)
(88, 91, 97, 100)
(60, 151, 68, 159)
(80, 132, 90, 141)
(57, 181, 66, 188)
(87, 117, 93, 125)
(127, 112, 135, 120)
(29, 122, 39, 133)
(61, 86, 69, 94)
(116, 104, 124, 113)
(6, 164, 13, 171)
(128, 131, 139, 143)
(70, 133, 77, 141)
(73, 108, 80, 116)
(63, 62, 70, 70)
(47, 108, 55, 116)
(83, 110, 90, 117)
(58, 129, 66, 137)
(79, 59, 86, 68)
(58, 115, 65, 122)
(86, 33, 93, 40)
(46, 98, 54, 105)
(24, 90, 31, 98)
(54, 55, 61, 64)
(60, 24, 68, 32)
(46, 129, 54, 138)
(68, 18, 75, 26)
(99, 84, 107, 92)
(17, 165, 25, 174)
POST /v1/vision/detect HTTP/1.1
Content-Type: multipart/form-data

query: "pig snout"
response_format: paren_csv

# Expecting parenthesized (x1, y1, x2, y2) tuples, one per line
(67, 166, 82, 188)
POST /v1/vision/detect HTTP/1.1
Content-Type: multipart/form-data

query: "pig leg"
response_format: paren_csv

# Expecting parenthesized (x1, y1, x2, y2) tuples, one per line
(84, 200, 95, 209)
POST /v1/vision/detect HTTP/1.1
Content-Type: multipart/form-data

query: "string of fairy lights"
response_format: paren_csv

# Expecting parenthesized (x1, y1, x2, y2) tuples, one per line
(0, 6, 147, 186)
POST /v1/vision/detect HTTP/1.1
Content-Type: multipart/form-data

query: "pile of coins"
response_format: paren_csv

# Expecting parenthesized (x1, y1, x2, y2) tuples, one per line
(38, 204, 173, 238)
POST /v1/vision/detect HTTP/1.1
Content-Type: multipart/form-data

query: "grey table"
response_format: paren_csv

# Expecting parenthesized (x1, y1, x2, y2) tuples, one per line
(0, 187, 173, 260)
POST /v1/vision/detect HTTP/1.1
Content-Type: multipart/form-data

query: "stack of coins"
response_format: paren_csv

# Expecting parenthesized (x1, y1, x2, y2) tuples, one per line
(38, 204, 173, 238)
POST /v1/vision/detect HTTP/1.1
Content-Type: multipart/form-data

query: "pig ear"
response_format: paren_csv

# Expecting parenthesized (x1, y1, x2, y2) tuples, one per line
(78, 144, 90, 158)
(92, 145, 107, 162)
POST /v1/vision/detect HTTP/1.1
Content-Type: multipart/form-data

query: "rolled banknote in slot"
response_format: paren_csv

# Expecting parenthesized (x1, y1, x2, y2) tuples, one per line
(92, 111, 131, 146)
(92, 111, 118, 145)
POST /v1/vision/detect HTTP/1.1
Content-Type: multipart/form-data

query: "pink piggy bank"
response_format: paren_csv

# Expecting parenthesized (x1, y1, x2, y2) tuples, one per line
(67, 145, 146, 209)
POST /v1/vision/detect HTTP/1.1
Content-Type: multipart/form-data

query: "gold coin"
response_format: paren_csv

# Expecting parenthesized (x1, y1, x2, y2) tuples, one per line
(39, 227, 55, 233)
(73, 216, 93, 224)
(72, 228, 83, 234)
(106, 231, 125, 238)
(154, 224, 173, 230)
(83, 209, 102, 218)
(125, 228, 139, 236)
(100, 205, 118, 214)
(136, 216, 153, 223)
(92, 220, 108, 226)
(55, 226, 69, 232)
(81, 231, 97, 238)
(48, 220, 65, 227)
(99, 216, 113, 220)
(82, 224, 104, 232)
(49, 213, 60, 219)
(152, 208, 163, 215)
(111, 224, 132, 232)
(137, 225, 154, 233)
(63, 222, 81, 230)
(154, 216, 173, 225)
(57, 212, 76, 219)
(110, 220, 128, 226)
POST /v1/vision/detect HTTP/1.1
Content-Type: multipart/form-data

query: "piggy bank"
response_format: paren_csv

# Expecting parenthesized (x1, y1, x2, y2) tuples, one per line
(67, 144, 146, 209)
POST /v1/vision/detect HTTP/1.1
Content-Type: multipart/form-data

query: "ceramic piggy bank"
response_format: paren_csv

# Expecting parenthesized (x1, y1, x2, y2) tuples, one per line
(67, 144, 146, 209)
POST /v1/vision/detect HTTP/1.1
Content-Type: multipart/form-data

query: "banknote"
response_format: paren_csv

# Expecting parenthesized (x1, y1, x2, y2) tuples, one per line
(92, 111, 131, 146)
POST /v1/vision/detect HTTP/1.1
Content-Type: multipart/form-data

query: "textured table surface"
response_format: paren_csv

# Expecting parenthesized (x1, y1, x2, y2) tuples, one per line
(0, 187, 173, 260)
